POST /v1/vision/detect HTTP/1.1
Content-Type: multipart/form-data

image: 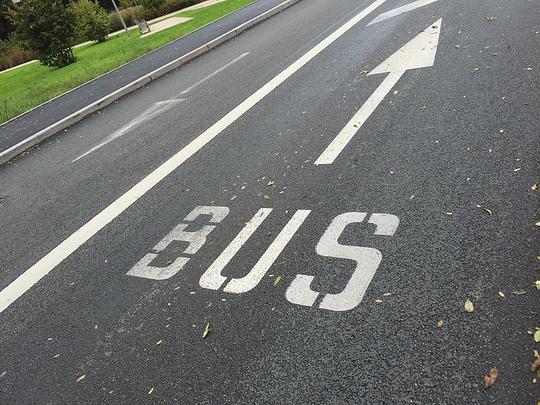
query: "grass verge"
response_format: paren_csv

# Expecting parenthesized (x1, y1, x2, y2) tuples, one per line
(0, 0, 254, 125)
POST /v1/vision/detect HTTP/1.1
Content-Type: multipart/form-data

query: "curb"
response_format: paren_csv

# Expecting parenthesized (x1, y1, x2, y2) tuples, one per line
(0, 0, 300, 166)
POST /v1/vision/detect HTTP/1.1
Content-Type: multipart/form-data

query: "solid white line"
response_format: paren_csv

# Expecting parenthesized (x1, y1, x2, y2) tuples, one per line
(199, 208, 273, 290)
(314, 71, 403, 165)
(224, 210, 311, 294)
(0, 0, 386, 314)
(180, 52, 250, 95)
(72, 99, 184, 162)
(367, 0, 438, 25)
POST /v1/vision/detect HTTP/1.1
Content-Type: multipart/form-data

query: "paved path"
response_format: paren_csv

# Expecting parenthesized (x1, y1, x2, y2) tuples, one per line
(0, 0, 292, 159)
(0, 0, 538, 403)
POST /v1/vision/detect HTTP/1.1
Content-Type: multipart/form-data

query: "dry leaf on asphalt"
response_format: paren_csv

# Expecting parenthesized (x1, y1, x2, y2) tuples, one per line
(511, 290, 527, 296)
(482, 208, 493, 216)
(535, 330, 540, 343)
(202, 322, 211, 339)
(263, 194, 271, 200)
(148, 387, 154, 395)
(532, 357, 540, 372)
(76, 374, 86, 383)
(273, 276, 282, 286)
(532, 183, 539, 191)
(484, 367, 498, 388)
(464, 298, 474, 312)
(485, 16, 496, 21)
(437, 320, 444, 328)
(498, 291, 506, 298)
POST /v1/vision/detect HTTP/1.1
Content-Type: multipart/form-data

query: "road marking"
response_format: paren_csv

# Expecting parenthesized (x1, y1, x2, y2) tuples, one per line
(72, 99, 185, 162)
(0, 0, 387, 314)
(315, 19, 442, 165)
(127, 206, 229, 280)
(223, 210, 310, 294)
(286, 212, 399, 312)
(199, 208, 272, 290)
(180, 52, 250, 95)
(367, 0, 438, 26)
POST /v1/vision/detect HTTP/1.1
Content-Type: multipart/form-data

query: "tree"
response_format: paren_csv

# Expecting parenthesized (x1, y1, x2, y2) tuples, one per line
(71, 0, 111, 43)
(10, 0, 76, 68)
(140, 0, 163, 11)
(0, 0, 14, 40)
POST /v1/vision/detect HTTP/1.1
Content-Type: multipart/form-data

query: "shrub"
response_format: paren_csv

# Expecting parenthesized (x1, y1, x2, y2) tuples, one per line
(108, 6, 144, 32)
(0, 35, 36, 71)
(71, 0, 111, 43)
(9, 0, 76, 68)
(140, 0, 164, 11)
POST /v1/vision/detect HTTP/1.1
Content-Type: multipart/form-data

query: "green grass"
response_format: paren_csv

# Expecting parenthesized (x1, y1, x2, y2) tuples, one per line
(0, 0, 254, 124)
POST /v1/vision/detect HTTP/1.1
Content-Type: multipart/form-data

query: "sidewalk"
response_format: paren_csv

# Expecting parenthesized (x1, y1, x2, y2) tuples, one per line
(0, 0, 298, 164)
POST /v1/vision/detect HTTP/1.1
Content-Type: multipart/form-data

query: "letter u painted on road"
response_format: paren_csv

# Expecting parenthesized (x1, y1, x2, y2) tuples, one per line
(285, 212, 399, 311)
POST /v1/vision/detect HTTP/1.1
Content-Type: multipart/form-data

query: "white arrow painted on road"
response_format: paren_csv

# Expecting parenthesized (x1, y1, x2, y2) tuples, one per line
(367, 0, 438, 26)
(72, 98, 185, 162)
(315, 19, 442, 165)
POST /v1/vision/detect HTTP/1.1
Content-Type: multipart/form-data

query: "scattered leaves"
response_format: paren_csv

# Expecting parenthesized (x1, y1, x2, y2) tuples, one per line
(202, 322, 211, 339)
(464, 298, 474, 312)
(483, 367, 498, 389)
(76, 374, 86, 383)
(273, 276, 282, 286)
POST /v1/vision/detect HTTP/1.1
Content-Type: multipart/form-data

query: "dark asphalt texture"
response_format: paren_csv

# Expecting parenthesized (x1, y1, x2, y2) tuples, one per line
(0, 0, 291, 154)
(0, 0, 539, 403)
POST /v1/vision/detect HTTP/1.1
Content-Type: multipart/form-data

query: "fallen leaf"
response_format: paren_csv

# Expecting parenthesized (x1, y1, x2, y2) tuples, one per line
(148, 387, 154, 395)
(273, 276, 282, 286)
(202, 322, 211, 339)
(514, 167, 522, 172)
(464, 298, 474, 312)
(511, 290, 527, 296)
(498, 291, 505, 298)
(532, 357, 540, 372)
(532, 184, 539, 191)
(156, 340, 162, 346)
(485, 16, 496, 21)
(437, 320, 444, 328)
(535, 221, 540, 227)
(374, 299, 383, 304)
(76, 374, 86, 383)
(267, 181, 275, 187)
(535, 330, 540, 343)
(484, 367, 498, 388)
(382, 292, 392, 297)
(53, 353, 60, 358)
(482, 208, 493, 216)
(204, 302, 212, 310)
(535, 281, 540, 290)
(393, 90, 399, 95)
(263, 194, 271, 201)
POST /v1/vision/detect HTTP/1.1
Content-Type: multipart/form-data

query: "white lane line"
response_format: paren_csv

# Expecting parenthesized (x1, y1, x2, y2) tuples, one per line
(314, 72, 403, 165)
(180, 52, 250, 95)
(0, 0, 386, 314)
(72, 99, 185, 162)
(367, 0, 438, 25)
(224, 210, 311, 294)
(199, 208, 273, 290)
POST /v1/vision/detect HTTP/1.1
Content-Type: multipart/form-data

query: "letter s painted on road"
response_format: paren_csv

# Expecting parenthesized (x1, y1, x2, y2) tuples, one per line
(285, 212, 399, 312)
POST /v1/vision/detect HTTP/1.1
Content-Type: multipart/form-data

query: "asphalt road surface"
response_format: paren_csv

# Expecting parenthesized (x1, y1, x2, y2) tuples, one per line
(0, 0, 539, 403)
